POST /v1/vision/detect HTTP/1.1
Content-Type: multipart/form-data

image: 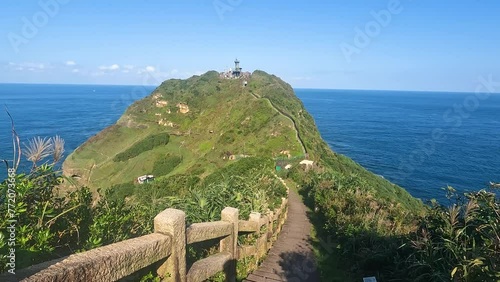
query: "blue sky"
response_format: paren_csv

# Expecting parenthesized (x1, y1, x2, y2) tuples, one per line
(1, 0, 499, 91)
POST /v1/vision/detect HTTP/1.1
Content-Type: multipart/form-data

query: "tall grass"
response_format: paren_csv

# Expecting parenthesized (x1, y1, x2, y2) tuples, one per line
(1, 143, 287, 275)
(294, 167, 499, 281)
(23, 136, 67, 169)
(408, 189, 500, 281)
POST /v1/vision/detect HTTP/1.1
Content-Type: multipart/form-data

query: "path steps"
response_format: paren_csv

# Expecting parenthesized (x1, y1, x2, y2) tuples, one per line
(244, 188, 319, 282)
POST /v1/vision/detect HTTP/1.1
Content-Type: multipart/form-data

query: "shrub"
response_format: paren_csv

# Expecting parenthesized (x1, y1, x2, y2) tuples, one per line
(84, 189, 142, 250)
(152, 154, 182, 176)
(0, 135, 287, 277)
(407, 188, 500, 281)
(296, 167, 500, 281)
(113, 132, 170, 162)
(292, 169, 419, 280)
(0, 134, 154, 273)
(0, 165, 93, 271)
(106, 182, 136, 201)
(202, 157, 273, 186)
(179, 172, 286, 224)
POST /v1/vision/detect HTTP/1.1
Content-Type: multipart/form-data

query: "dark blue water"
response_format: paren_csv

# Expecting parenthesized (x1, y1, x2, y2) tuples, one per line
(296, 89, 500, 202)
(1, 84, 498, 203)
(0, 84, 155, 176)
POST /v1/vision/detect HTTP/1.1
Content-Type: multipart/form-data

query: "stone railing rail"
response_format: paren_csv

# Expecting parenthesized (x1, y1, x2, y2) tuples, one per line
(6, 195, 288, 282)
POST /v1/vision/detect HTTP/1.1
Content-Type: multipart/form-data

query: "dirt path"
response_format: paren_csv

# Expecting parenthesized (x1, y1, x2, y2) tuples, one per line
(244, 189, 319, 282)
(249, 92, 307, 156)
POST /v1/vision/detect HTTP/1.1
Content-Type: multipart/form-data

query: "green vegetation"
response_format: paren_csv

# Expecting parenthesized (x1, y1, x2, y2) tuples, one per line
(0, 146, 285, 278)
(152, 154, 182, 176)
(291, 168, 499, 281)
(113, 132, 170, 162)
(407, 188, 500, 281)
(293, 168, 418, 281)
(3, 71, 497, 281)
(63, 71, 303, 191)
(60, 70, 427, 280)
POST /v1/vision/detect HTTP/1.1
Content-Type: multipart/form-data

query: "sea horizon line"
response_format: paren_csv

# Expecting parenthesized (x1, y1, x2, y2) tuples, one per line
(1, 82, 499, 95)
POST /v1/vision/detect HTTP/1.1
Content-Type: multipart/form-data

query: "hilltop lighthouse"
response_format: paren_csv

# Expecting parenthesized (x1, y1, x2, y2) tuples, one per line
(232, 58, 242, 78)
(220, 59, 248, 79)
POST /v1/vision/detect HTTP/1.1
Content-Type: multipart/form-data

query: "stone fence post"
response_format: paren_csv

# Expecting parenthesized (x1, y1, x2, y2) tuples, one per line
(154, 209, 186, 282)
(248, 212, 261, 260)
(220, 207, 239, 282)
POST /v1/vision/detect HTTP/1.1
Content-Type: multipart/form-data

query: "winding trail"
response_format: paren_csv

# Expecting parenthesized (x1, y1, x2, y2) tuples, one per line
(244, 188, 319, 282)
(249, 92, 307, 156)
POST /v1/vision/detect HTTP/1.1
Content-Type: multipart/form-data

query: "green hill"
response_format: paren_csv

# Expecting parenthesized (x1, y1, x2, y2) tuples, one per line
(9, 71, 497, 281)
(63, 70, 422, 213)
(63, 71, 302, 190)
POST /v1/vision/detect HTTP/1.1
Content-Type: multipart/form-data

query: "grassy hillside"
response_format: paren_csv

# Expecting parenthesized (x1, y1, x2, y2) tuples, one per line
(247, 71, 421, 213)
(64, 70, 421, 211)
(62, 70, 426, 280)
(63, 71, 303, 191)
(14, 71, 497, 281)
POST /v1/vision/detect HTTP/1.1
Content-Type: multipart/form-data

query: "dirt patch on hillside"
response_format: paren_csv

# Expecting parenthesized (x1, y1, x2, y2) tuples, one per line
(176, 103, 189, 114)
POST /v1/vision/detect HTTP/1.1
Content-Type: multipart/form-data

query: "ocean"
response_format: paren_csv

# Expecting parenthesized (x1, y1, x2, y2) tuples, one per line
(0, 84, 155, 176)
(1, 84, 499, 203)
(295, 89, 500, 202)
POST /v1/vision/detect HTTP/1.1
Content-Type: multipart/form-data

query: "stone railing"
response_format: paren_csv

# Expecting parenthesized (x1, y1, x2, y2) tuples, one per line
(7, 196, 288, 282)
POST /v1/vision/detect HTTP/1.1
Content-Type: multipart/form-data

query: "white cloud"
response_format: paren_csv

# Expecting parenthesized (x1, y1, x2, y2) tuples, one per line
(8, 62, 46, 72)
(137, 65, 158, 74)
(98, 64, 120, 71)
(72, 69, 79, 73)
(66, 60, 76, 66)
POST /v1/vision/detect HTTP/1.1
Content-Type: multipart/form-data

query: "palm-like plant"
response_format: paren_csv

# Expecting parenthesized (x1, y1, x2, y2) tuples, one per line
(51, 135, 65, 164)
(23, 136, 66, 169)
(24, 137, 52, 169)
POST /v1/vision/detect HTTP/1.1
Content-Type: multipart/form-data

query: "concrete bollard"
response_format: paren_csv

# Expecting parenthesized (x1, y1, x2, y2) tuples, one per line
(249, 212, 261, 224)
(268, 211, 274, 235)
(221, 207, 239, 282)
(154, 209, 186, 282)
